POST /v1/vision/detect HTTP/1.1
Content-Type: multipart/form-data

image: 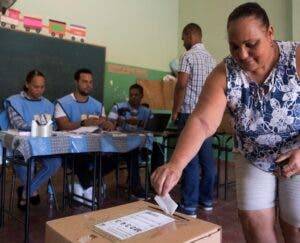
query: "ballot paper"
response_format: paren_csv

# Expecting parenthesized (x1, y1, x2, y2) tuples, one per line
(94, 210, 174, 240)
(154, 193, 178, 215)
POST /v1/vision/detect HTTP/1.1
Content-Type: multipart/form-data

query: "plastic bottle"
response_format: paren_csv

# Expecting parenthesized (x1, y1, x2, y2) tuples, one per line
(47, 182, 54, 209)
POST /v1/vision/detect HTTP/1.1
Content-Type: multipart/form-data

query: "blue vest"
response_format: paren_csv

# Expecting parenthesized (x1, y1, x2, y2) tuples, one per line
(0, 110, 9, 131)
(114, 101, 152, 131)
(56, 94, 102, 122)
(5, 94, 54, 125)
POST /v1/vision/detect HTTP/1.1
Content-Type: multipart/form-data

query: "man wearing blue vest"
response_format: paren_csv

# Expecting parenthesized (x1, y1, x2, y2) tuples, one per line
(55, 68, 115, 205)
(108, 84, 164, 199)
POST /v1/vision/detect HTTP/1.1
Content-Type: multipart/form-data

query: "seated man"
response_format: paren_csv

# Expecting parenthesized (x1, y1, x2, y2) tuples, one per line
(108, 84, 164, 199)
(54, 68, 115, 205)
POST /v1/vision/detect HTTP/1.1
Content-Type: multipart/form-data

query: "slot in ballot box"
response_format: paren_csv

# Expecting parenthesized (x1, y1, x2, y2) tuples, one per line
(45, 201, 221, 243)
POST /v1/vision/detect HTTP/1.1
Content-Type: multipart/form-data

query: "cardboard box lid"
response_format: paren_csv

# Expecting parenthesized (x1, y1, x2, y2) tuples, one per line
(46, 201, 221, 243)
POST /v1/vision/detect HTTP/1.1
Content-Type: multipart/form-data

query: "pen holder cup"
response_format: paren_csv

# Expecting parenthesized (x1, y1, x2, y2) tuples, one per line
(31, 121, 53, 137)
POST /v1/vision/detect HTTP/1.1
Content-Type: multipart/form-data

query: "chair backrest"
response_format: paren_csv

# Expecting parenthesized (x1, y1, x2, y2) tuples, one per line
(0, 109, 9, 131)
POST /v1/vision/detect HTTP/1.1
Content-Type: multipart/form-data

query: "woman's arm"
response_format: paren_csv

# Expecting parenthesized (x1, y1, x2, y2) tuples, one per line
(151, 62, 228, 196)
(7, 106, 31, 131)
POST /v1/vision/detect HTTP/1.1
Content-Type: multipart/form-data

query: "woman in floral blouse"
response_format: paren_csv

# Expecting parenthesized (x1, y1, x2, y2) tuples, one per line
(151, 2, 300, 243)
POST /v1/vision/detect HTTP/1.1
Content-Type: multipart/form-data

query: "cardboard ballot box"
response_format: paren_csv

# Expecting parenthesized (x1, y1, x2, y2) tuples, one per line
(45, 201, 221, 243)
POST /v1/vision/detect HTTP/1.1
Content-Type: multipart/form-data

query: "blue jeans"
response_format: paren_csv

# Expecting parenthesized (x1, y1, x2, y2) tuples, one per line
(177, 113, 215, 210)
(14, 156, 61, 195)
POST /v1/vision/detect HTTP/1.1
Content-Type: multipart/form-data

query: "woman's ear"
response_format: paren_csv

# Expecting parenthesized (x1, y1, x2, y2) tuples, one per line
(267, 25, 274, 43)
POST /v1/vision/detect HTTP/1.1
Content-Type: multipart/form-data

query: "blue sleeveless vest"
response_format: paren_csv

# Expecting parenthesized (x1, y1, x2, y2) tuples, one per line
(5, 94, 54, 125)
(114, 101, 152, 131)
(56, 94, 102, 122)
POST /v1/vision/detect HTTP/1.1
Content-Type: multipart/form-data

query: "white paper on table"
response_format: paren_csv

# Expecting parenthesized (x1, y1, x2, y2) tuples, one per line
(154, 194, 178, 215)
(18, 131, 31, 136)
(94, 210, 174, 240)
(69, 126, 99, 134)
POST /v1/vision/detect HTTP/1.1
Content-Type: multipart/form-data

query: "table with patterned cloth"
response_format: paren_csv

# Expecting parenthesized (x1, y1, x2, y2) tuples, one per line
(0, 130, 153, 161)
(0, 130, 153, 243)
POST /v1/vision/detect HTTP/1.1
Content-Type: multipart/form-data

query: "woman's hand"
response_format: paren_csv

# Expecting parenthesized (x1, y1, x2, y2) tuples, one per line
(151, 163, 182, 196)
(275, 149, 300, 178)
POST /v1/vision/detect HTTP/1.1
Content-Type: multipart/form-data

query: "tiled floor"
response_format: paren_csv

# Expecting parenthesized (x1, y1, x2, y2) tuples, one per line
(0, 164, 245, 243)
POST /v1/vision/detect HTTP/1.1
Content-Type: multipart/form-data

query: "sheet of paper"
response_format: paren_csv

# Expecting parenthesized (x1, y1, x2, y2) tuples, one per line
(69, 126, 99, 134)
(18, 131, 31, 136)
(94, 210, 174, 240)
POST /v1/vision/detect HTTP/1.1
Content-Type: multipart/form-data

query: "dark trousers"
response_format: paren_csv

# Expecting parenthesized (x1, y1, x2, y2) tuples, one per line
(150, 142, 165, 173)
(73, 153, 117, 190)
(117, 143, 164, 188)
(177, 113, 215, 209)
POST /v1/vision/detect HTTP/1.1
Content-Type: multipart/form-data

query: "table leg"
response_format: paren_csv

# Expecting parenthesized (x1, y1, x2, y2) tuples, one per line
(24, 158, 32, 243)
(128, 151, 133, 200)
(0, 147, 7, 227)
(92, 153, 96, 211)
(62, 156, 67, 211)
(97, 152, 102, 209)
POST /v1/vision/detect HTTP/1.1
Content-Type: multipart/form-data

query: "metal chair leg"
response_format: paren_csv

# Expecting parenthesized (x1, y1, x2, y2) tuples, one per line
(62, 157, 67, 211)
(224, 147, 229, 200)
(8, 170, 15, 216)
(49, 177, 59, 212)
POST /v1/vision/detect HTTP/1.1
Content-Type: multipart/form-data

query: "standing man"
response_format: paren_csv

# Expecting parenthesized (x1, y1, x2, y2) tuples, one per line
(55, 68, 115, 205)
(172, 23, 216, 216)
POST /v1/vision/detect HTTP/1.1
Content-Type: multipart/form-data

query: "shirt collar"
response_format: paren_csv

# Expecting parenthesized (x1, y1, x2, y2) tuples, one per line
(191, 43, 205, 50)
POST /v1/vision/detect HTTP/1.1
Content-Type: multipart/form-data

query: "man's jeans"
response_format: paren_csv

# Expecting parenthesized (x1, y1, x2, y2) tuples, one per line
(14, 156, 61, 195)
(177, 113, 215, 210)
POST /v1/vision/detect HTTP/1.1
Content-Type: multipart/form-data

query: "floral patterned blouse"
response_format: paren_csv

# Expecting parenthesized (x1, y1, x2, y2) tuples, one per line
(225, 41, 300, 172)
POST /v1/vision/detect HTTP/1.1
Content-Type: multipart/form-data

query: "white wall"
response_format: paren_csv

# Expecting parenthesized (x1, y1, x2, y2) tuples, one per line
(9, 1, 296, 70)
(179, 0, 292, 62)
(292, 0, 300, 40)
(13, 0, 179, 71)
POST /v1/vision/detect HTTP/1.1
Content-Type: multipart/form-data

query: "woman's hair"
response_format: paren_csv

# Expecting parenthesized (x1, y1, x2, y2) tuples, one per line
(227, 2, 270, 29)
(23, 70, 45, 92)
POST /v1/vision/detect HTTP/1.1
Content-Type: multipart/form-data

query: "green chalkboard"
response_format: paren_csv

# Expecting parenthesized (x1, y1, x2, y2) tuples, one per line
(0, 28, 105, 109)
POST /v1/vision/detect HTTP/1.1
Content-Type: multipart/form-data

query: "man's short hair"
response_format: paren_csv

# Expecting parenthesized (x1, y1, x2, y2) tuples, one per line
(129, 83, 143, 95)
(74, 68, 93, 81)
(183, 23, 202, 38)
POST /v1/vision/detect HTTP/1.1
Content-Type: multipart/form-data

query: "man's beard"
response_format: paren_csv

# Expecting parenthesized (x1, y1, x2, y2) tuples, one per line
(78, 89, 90, 96)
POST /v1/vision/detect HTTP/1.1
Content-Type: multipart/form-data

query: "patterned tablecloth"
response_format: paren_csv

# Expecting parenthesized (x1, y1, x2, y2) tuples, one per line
(0, 130, 153, 161)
